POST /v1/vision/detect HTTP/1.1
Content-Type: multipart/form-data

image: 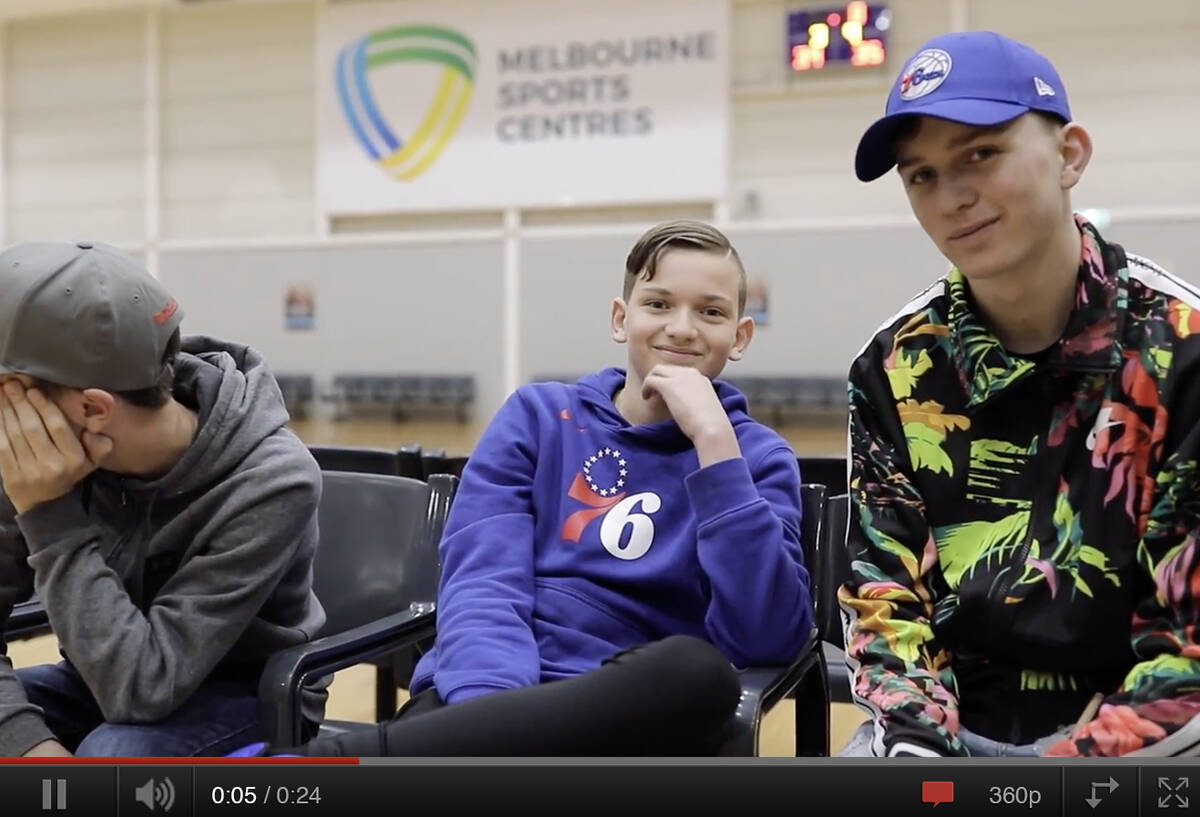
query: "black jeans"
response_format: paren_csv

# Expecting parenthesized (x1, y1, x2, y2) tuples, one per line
(291, 635, 740, 756)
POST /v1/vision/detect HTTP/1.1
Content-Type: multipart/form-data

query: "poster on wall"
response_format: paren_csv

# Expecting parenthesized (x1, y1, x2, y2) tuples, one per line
(285, 284, 316, 331)
(745, 275, 769, 327)
(317, 0, 729, 214)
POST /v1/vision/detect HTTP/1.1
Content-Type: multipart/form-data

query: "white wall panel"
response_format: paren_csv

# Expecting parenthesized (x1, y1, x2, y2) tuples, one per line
(162, 144, 312, 199)
(967, 0, 1195, 36)
(8, 156, 143, 205)
(163, 94, 312, 151)
(7, 105, 143, 161)
(8, 204, 144, 243)
(161, 196, 315, 240)
(5, 10, 145, 242)
(163, 50, 312, 100)
(160, 1, 314, 239)
(0, 0, 152, 21)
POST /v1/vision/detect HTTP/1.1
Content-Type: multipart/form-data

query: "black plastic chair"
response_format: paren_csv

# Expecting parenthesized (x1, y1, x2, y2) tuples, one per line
(308, 443, 430, 717)
(308, 444, 405, 477)
(722, 482, 828, 756)
(395, 444, 424, 480)
(796, 456, 847, 496)
(4, 594, 49, 640)
(385, 449, 469, 699)
(421, 451, 469, 480)
(258, 471, 457, 747)
(821, 494, 853, 704)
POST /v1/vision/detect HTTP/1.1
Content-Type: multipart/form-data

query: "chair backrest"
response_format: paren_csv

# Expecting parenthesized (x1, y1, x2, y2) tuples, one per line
(422, 450, 469, 479)
(396, 443, 424, 479)
(820, 493, 851, 647)
(798, 483, 827, 635)
(796, 456, 847, 496)
(312, 472, 457, 636)
(309, 444, 403, 477)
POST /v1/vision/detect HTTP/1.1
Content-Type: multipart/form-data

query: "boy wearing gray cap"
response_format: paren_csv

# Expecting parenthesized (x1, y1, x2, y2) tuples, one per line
(840, 31, 1200, 757)
(0, 241, 324, 756)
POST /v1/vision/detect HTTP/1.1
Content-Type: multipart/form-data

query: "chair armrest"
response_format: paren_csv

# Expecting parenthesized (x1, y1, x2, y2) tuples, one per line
(5, 599, 49, 640)
(720, 627, 821, 756)
(823, 642, 854, 704)
(258, 605, 436, 747)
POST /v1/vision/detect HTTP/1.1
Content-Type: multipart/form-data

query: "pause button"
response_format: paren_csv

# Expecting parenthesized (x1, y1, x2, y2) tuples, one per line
(41, 778, 67, 810)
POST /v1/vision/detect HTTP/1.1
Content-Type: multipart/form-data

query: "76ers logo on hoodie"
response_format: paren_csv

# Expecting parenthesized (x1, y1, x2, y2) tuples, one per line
(560, 448, 660, 560)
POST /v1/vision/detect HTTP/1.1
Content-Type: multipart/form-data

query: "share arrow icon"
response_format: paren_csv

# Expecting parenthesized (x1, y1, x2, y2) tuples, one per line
(1086, 777, 1119, 809)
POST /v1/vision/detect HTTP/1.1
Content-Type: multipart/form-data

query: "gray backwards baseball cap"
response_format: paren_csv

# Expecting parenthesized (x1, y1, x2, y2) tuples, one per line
(0, 240, 183, 391)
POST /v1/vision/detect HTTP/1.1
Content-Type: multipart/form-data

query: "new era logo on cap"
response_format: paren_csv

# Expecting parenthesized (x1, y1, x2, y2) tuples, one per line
(1034, 76, 1056, 97)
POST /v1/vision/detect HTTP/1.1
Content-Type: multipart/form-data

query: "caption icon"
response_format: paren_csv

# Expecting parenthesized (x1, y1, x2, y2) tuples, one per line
(922, 780, 954, 807)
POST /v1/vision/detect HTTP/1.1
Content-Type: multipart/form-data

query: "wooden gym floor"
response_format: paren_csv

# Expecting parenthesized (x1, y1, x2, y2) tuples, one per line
(6, 415, 865, 756)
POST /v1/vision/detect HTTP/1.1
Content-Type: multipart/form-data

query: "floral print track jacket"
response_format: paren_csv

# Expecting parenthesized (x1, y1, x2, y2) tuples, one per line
(841, 217, 1200, 757)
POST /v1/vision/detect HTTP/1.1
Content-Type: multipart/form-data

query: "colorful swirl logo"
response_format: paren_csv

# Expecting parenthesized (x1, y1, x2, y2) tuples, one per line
(336, 25, 476, 181)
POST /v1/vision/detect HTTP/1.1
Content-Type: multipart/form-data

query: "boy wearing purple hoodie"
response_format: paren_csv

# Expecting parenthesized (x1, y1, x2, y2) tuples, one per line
(240, 220, 813, 757)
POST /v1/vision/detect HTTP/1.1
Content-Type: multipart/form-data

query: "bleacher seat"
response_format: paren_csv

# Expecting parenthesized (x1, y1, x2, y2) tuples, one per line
(328, 375, 475, 423)
(724, 375, 846, 425)
(529, 373, 584, 384)
(276, 374, 315, 420)
(530, 373, 847, 427)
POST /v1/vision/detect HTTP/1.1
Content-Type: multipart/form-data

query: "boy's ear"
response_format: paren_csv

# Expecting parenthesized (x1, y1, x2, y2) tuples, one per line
(610, 298, 628, 344)
(727, 316, 755, 362)
(1058, 122, 1092, 191)
(76, 388, 116, 433)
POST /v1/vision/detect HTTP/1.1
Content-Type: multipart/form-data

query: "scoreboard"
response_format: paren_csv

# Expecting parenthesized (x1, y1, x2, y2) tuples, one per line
(788, 2, 891, 72)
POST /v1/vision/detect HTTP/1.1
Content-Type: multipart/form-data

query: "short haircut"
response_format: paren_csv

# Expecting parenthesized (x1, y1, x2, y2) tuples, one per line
(624, 220, 747, 315)
(115, 328, 181, 409)
(37, 328, 181, 409)
(893, 110, 1065, 149)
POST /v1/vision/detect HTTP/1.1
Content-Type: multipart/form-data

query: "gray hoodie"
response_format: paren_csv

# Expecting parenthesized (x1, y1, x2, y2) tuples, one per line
(0, 336, 325, 756)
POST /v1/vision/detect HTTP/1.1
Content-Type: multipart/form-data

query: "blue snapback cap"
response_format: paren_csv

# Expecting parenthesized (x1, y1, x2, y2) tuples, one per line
(854, 31, 1072, 182)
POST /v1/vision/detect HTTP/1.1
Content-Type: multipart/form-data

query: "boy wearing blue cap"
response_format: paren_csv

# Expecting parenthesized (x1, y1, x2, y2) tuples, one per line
(840, 32, 1200, 757)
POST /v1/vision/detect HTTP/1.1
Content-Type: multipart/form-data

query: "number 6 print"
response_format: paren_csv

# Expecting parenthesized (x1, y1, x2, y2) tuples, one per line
(599, 492, 661, 560)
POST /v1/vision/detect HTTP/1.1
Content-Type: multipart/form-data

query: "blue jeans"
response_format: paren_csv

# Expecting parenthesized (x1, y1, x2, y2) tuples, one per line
(17, 662, 261, 757)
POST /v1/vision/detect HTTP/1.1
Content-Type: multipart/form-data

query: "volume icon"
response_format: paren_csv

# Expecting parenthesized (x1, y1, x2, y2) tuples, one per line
(134, 777, 176, 813)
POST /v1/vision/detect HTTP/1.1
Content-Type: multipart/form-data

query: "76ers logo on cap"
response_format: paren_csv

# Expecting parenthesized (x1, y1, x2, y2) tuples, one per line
(899, 49, 952, 100)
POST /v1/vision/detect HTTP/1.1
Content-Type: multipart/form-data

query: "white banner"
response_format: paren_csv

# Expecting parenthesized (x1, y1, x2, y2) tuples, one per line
(317, 0, 729, 214)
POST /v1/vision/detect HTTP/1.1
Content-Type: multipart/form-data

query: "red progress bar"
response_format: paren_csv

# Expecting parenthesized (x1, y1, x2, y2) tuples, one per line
(0, 756, 359, 764)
